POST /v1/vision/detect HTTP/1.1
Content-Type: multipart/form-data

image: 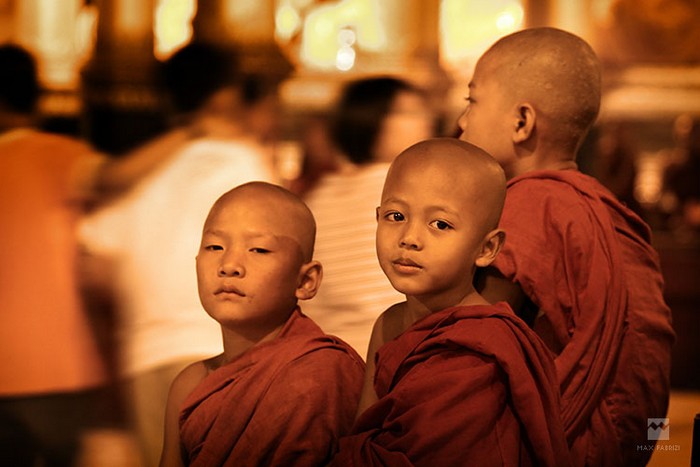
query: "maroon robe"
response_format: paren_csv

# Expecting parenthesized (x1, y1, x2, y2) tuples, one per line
(333, 303, 571, 467)
(492, 170, 675, 466)
(179, 309, 365, 466)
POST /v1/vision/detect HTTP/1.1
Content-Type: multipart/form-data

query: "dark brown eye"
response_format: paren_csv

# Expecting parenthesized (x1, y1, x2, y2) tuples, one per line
(385, 211, 404, 222)
(430, 220, 452, 231)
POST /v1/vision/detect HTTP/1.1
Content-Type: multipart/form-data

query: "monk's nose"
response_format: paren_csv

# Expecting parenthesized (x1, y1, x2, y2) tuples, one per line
(399, 225, 422, 250)
(218, 253, 245, 277)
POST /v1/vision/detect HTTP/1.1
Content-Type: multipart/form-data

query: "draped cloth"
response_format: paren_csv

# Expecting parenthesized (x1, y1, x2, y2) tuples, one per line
(333, 303, 571, 467)
(492, 170, 675, 466)
(179, 309, 365, 467)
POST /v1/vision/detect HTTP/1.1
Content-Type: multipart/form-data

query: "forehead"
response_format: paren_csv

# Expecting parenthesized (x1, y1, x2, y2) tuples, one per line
(383, 157, 479, 210)
(471, 53, 506, 86)
(206, 193, 293, 233)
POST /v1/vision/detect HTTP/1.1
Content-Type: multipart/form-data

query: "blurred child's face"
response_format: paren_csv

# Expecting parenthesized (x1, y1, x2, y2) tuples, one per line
(376, 160, 488, 310)
(373, 90, 434, 162)
(457, 58, 517, 176)
(196, 194, 307, 333)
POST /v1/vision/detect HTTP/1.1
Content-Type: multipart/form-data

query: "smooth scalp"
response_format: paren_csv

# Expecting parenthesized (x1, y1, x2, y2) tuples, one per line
(383, 138, 506, 235)
(205, 182, 317, 262)
(479, 27, 601, 153)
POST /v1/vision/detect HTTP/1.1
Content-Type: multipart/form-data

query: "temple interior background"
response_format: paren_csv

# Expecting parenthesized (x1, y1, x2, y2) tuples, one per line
(1, 1, 698, 465)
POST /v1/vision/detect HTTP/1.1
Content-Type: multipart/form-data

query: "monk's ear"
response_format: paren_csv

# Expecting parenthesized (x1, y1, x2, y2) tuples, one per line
(475, 229, 505, 268)
(512, 103, 535, 144)
(296, 260, 323, 300)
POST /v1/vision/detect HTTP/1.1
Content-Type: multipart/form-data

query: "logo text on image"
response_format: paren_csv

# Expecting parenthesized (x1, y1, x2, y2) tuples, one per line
(647, 418, 670, 441)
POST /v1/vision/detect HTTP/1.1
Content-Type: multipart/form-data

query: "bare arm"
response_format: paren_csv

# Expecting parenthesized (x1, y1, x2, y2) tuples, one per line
(93, 110, 249, 203)
(355, 303, 411, 419)
(93, 127, 193, 202)
(160, 362, 208, 467)
(476, 266, 536, 326)
(355, 314, 385, 419)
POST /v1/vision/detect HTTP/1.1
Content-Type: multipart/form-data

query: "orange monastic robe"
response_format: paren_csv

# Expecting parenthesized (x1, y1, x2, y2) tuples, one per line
(179, 309, 365, 467)
(492, 170, 675, 466)
(333, 303, 571, 467)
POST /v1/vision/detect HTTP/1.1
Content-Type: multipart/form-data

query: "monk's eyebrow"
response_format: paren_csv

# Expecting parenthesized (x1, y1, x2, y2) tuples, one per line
(202, 229, 278, 242)
(380, 196, 407, 206)
(427, 205, 461, 218)
(202, 228, 225, 237)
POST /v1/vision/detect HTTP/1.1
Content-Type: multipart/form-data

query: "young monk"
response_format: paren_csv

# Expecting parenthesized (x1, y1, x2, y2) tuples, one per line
(458, 27, 675, 466)
(332, 138, 571, 466)
(159, 182, 365, 467)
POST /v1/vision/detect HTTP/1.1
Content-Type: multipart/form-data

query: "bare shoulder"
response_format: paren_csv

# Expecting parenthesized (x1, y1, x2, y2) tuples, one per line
(162, 358, 216, 467)
(168, 358, 215, 406)
(379, 302, 412, 344)
(355, 302, 406, 418)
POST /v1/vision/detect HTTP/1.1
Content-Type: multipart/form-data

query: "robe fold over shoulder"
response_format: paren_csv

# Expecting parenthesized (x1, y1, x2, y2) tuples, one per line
(493, 170, 675, 466)
(333, 303, 571, 467)
(180, 309, 365, 467)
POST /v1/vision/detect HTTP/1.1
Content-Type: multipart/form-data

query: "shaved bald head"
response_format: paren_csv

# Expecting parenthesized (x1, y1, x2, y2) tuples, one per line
(479, 27, 601, 151)
(206, 181, 317, 261)
(384, 138, 506, 234)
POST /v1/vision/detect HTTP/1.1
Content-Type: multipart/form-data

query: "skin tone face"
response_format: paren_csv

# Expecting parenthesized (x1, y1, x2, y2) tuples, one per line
(376, 138, 505, 314)
(196, 182, 320, 345)
(457, 56, 521, 178)
(458, 28, 602, 180)
(160, 183, 320, 467)
(373, 90, 435, 163)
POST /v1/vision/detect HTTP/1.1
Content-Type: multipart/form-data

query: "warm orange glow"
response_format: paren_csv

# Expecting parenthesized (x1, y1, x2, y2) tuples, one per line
(635, 154, 664, 205)
(116, 0, 152, 40)
(154, 0, 196, 60)
(439, 0, 523, 78)
(291, 0, 384, 71)
(275, 2, 302, 42)
(14, 0, 96, 90)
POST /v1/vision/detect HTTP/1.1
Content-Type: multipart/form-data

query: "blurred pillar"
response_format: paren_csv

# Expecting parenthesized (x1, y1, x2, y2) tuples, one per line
(280, 1, 450, 129)
(8, 0, 94, 133)
(14, 0, 84, 90)
(82, 0, 165, 154)
(525, 0, 595, 41)
(389, 0, 451, 112)
(0, 0, 12, 43)
(191, 0, 293, 85)
(524, 0, 551, 27)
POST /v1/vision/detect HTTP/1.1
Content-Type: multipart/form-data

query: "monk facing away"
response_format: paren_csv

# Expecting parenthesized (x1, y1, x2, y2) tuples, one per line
(332, 138, 571, 466)
(459, 27, 675, 466)
(159, 182, 365, 467)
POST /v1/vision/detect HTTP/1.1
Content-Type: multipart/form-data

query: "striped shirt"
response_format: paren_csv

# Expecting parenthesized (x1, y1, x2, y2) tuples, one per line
(302, 162, 403, 358)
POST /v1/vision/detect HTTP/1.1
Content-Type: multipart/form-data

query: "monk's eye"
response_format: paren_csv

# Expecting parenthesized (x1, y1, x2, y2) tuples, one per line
(430, 220, 453, 231)
(205, 244, 223, 251)
(386, 212, 404, 222)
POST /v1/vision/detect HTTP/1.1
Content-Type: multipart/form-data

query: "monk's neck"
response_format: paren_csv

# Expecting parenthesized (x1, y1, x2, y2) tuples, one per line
(219, 323, 285, 366)
(406, 288, 488, 318)
(511, 153, 578, 179)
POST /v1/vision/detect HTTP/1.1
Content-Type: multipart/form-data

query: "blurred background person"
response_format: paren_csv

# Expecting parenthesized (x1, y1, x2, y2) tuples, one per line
(288, 114, 341, 197)
(78, 41, 284, 466)
(0, 44, 109, 467)
(591, 121, 642, 215)
(662, 114, 700, 234)
(301, 76, 437, 357)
